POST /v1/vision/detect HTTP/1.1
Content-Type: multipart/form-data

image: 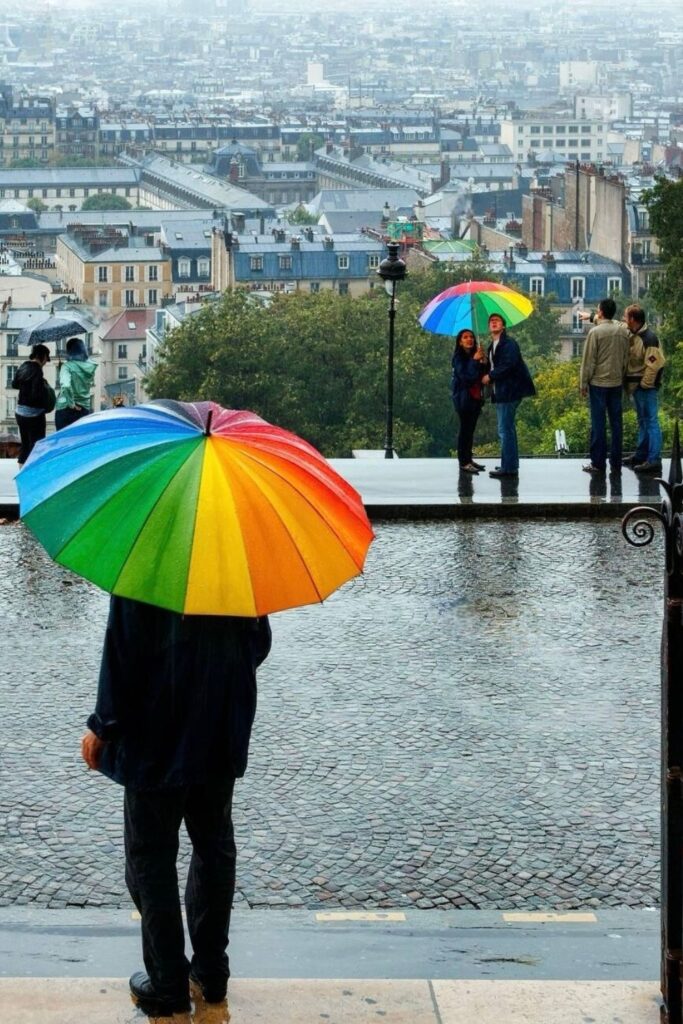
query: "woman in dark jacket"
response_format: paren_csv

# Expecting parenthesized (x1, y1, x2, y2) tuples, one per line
(12, 343, 52, 465)
(451, 328, 488, 473)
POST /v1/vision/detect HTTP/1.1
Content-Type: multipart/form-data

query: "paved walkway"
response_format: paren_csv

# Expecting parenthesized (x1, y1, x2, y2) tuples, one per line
(0, 457, 667, 518)
(0, 977, 662, 1023)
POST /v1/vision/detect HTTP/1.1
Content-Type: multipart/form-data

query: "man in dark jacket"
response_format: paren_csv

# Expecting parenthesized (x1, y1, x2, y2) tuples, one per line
(481, 314, 536, 478)
(82, 596, 272, 1024)
(12, 343, 52, 465)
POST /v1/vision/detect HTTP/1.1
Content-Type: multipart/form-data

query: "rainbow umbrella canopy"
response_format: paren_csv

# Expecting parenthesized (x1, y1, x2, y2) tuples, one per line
(16, 400, 374, 617)
(418, 281, 534, 337)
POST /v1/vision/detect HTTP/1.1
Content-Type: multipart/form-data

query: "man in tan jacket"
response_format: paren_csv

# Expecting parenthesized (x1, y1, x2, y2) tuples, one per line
(579, 297, 630, 474)
(623, 304, 665, 473)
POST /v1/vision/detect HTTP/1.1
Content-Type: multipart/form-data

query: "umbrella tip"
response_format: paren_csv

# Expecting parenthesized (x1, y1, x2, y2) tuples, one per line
(205, 409, 213, 437)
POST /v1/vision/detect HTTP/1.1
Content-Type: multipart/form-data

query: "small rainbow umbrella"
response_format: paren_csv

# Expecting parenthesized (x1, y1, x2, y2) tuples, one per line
(16, 400, 374, 617)
(418, 281, 534, 337)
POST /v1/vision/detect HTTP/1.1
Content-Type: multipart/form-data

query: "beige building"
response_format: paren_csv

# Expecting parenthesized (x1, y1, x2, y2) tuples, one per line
(56, 227, 172, 314)
(500, 116, 608, 164)
(0, 94, 56, 166)
(98, 308, 154, 406)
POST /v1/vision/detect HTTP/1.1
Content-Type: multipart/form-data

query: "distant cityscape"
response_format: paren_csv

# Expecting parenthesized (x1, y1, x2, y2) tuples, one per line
(0, 0, 681, 433)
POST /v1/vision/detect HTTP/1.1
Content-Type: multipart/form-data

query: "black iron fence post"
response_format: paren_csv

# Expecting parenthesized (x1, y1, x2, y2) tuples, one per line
(622, 425, 683, 1024)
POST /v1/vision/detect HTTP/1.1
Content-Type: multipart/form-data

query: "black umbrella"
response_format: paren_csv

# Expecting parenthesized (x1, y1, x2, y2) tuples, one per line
(17, 310, 95, 347)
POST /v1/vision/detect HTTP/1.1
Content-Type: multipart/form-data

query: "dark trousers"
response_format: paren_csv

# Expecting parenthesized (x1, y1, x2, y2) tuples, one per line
(124, 781, 236, 1004)
(589, 384, 623, 472)
(15, 412, 46, 464)
(55, 407, 90, 431)
(455, 402, 481, 466)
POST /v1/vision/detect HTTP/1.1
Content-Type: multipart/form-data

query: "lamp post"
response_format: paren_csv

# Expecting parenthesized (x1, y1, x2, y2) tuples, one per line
(377, 241, 406, 459)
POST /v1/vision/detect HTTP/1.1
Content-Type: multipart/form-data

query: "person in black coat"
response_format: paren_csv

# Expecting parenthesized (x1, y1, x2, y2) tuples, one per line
(12, 343, 52, 465)
(481, 314, 535, 478)
(451, 328, 488, 473)
(82, 596, 272, 1023)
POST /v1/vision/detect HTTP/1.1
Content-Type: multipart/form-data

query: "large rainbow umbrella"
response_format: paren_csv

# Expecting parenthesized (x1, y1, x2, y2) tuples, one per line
(418, 281, 534, 337)
(16, 400, 374, 617)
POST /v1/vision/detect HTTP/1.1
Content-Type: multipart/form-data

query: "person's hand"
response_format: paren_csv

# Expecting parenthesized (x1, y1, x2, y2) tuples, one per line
(577, 310, 591, 322)
(81, 729, 106, 770)
(580, 386, 588, 398)
(474, 347, 487, 362)
(481, 374, 491, 385)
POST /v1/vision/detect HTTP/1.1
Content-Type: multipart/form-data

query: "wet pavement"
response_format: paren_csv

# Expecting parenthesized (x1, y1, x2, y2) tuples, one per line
(0, 519, 661, 912)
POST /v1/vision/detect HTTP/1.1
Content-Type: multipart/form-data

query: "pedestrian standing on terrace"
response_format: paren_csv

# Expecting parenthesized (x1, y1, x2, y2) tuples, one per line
(579, 298, 630, 475)
(623, 304, 665, 474)
(55, 336, 96, 431)
(12, 343, 54, 465)
(451, 328, 488, 474)
(481, 313, 536, 479)
(81, 596, 271, 1024)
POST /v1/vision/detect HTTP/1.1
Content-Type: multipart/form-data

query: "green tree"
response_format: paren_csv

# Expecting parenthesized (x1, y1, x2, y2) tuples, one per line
(288, 205, 318, 226)
(296, 133, 324, 161)
(81, 193, 132, 211)
(643, 177, 683, 410)
(26, 197, 47, 214)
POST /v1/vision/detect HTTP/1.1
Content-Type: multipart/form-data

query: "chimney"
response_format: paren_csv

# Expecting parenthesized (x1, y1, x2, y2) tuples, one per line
(323, 236, 334, 250)
(515, 242, 528, 258)
(229, 156, 239, 184)
(541, 251, 556, 269)
(259, 215, 265, 235)
(291, 236, 301, 250)
(231, 212, 245, 233)
(325, 138, 333, 154)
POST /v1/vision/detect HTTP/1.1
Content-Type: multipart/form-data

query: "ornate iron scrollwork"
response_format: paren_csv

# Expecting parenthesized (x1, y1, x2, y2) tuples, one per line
(621, 503, 666, 547)
(621, 424, 683, 577)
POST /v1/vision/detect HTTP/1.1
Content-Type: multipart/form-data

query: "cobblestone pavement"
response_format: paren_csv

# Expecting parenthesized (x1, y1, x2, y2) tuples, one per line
(0, 520, 661, 911)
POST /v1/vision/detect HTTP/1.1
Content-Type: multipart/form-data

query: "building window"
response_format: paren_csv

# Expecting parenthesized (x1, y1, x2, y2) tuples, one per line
(148, 265, 158, 282)
(607, 276, 621, 294)
(148, 289, 158, 305)
(198, 258, 209, 277)
(580, 152, 591, 160)
(249, 256, 263, 271)
(278, 255, 292, 270)
(530, 126, 540, 134)
(118, 366, 128, 380)
(125, 290, 135, 306)
(69, 188, 75, 198)
(368, 255, 380, 269)
(310, 282, 320, 293)
(337, 255, 349, 270)
(118, 344, 128, 359)
(338, 282, 349, 295)
(125, 265, 135, 282)
(178, 258, 191, 278)
(5, 364, 17, 387)
(529, 277, 544, 296)
(570, 277, 585, 299)
(6, 334, 18, 356)
(572, 337, 583, 357)
(572, 311, 584, 333)
(98, 291, 109, 307)
(98, 266, 108, 282)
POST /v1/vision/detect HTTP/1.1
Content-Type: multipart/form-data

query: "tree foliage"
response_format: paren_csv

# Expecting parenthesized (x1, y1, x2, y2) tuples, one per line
(81, 193, 132, 210)
(146, 257, 566, 457)
(643, 177, 683, 413)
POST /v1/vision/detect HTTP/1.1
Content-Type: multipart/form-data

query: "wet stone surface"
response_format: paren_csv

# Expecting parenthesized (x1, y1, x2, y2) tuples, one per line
(0, 520, 661, 911)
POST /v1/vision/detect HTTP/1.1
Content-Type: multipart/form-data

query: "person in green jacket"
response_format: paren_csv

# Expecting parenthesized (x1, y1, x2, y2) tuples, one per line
(55, 336, 97, 431)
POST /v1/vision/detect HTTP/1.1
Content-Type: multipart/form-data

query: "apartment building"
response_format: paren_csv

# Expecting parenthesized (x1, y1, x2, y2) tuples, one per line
(500, 116, 609, 164)
(56, 225, 172, 313)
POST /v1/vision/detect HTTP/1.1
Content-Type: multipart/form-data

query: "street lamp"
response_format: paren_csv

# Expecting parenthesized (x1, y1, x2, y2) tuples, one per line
(376, 241, 406, 459)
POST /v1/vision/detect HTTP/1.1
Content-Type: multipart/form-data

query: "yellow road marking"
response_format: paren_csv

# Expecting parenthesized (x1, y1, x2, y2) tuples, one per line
(503, 912, 597, 923)
(315, 911, 406, 923)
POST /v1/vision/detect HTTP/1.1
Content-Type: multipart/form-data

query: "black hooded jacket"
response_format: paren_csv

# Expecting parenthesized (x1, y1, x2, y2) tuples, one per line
(12, 360, 49, 409)
(88, 596, 272, 790)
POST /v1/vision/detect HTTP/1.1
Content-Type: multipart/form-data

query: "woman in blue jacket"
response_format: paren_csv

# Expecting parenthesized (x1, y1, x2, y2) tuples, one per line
(451, 328, 488, 473)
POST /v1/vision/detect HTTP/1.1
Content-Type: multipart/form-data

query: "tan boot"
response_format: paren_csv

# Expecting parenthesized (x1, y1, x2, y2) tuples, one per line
(190, 977, 231, 1024)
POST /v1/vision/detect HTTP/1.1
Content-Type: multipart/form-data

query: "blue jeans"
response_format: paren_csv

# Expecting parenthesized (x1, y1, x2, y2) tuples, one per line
(589, 384, 623, 471)
(495, 400, 521, 473)
(633, 387, 662, 463)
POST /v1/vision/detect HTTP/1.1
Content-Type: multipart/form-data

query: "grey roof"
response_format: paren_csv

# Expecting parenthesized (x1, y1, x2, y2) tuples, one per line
(133, 154, 271, 211)
(39, 208, 220, 231)
(308, 188, 420, 214)
(0, 168, 139, 187)
(59, 233, 166, 263)
(320, 211, 386, 233)
(160, 220, 214, 249)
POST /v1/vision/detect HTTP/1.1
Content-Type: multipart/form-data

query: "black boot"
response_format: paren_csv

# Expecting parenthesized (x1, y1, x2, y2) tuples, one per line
(129, 971, 191, 1018)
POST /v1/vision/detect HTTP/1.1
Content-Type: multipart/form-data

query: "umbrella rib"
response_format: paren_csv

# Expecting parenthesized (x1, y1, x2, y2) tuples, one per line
(228, 443, 368, 574)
